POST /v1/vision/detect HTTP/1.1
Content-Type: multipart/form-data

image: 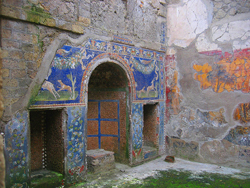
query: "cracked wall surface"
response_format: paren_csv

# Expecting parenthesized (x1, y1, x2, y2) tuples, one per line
(166, 0, 250, 169)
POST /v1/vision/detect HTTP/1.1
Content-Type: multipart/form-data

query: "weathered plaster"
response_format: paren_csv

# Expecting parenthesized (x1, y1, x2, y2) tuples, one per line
(167, 0, 212, 47)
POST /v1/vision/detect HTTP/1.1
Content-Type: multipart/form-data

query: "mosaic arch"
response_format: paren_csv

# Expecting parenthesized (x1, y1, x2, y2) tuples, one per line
(79, 53, 136, 104)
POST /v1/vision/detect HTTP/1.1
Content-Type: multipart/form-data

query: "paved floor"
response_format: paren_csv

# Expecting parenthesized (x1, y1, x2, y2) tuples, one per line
(79, 156, 250, 187)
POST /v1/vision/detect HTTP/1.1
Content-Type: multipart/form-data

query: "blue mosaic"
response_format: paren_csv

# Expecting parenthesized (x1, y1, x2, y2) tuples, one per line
(31, 38, 165, 107)
(66, 106, 86, 184)
(5, 111, 29, 188)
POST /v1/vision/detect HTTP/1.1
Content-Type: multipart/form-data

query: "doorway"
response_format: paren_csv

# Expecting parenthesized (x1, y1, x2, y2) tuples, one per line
(87, 62, 129, 164)
(30, 109, 64, 186)
(143, 103, 158, 159)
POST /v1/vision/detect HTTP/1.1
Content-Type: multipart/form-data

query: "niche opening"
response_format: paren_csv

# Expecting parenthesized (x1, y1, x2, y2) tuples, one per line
(30, 109, 64, 186)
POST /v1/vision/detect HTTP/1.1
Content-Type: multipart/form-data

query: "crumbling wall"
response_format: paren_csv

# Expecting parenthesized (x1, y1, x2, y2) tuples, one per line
(165, 0, 250, 169)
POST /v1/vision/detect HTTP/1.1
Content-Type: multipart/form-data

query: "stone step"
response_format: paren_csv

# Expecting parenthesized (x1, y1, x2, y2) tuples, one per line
(86, 149, 115, 173)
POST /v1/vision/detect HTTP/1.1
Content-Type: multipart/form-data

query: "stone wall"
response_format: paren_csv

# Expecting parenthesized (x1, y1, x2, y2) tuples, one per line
(165, 0, 250, 170)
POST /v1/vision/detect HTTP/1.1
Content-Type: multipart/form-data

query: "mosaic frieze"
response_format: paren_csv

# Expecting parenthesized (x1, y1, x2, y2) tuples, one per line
(131, 103, 143, 163)
(193, 48, 250, 93)
(234, 103, 250, 124)
(31, 38, 165, 107)
(66, 106, 86, 185)
(5, 111, 29, 188)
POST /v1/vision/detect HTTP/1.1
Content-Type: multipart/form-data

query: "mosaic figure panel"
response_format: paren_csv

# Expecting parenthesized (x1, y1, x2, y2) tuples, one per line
(31, 38, 165, 108)
(5, 111, 29, 188)
(66, 106, 86, 185)
(131, 103, 143, 163)
(193, 48, 250, 93)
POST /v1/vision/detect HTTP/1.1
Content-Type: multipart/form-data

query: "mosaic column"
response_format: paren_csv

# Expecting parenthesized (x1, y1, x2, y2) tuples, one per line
(131, 103, 143, 164)
(158, 102, 165, 155)
(65, 106, 86, 186)
(5, 111, 29, 188)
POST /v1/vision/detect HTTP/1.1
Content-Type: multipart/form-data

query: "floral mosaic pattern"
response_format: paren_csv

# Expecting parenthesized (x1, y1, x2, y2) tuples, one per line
(131, 103, 143, 162)
(193, 48, 250, 93)
(66, 106, 86, 185)
(5, 111, 28, 188)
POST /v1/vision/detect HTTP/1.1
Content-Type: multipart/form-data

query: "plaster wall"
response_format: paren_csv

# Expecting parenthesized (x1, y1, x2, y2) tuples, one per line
(165, 0, 250, 170)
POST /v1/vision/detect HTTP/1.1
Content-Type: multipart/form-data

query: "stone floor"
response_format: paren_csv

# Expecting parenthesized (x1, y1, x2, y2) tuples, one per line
(71, 156, 250, 187)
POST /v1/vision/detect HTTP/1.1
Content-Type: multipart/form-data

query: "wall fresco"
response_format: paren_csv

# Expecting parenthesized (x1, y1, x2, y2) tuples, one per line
(131, 103, 143, 163)
(31, 38, 165, 108)
(5, 111, 29, 188)
(170, 107, 227, 140)
(234, 103, 250, 124)
(66, 106, 86, 185)
(224, 126, 250, 146)
(193, 48, 250, 93)
(165, 55, 182, 115)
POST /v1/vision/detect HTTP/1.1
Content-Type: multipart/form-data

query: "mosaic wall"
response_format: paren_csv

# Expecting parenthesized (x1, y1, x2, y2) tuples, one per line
(193, 48, 250, 93)
(159, 102, 165, 154)
(31, 38, 165, 108)
(5, 111, 29, 188)
(131, 103, 143, 163)
(66, 106, 86, 185)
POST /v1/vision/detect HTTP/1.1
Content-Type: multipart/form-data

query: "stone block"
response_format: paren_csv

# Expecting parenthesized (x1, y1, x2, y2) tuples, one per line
(3, 78, 18, 87)
(78, 17, 91, 27)
(2, 39, 20, 49)
(2, 69, 10, 78)
(9, 50, 23, 60)
(11, 69, 26, 78)
(168, 137, 199, 160)
(72, 24, 84, 34)
(13, 31, 32, 44)
(2, 29, 11, 39)
(1, 50, 9, 58)
(200, 140, 239, 164)
(27, 24, 39, 34)
(86, 149, 115, 173)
